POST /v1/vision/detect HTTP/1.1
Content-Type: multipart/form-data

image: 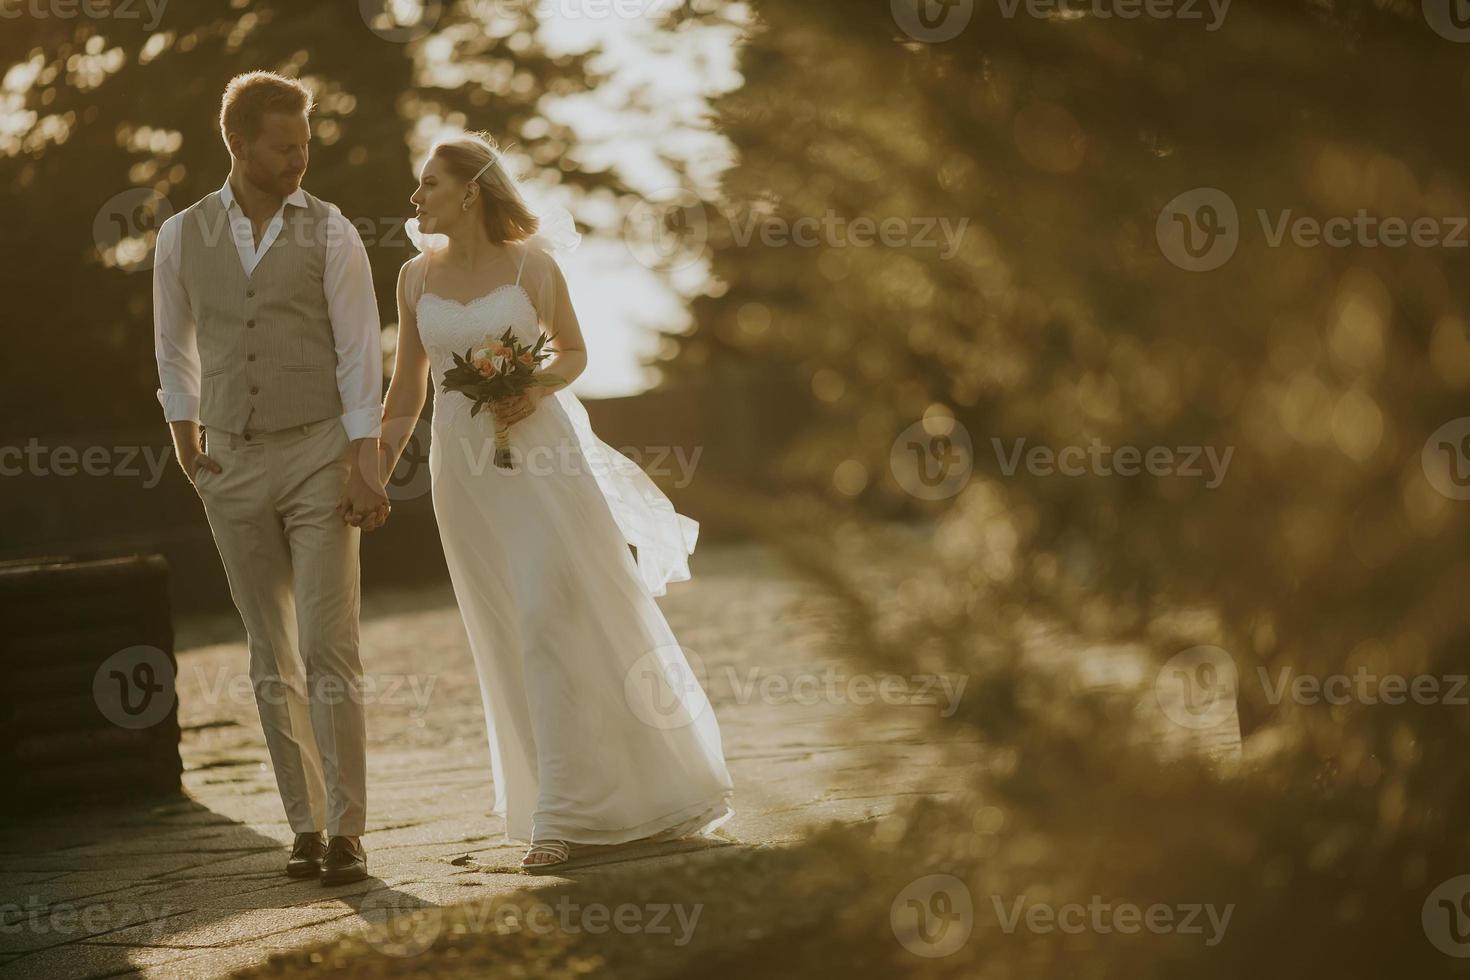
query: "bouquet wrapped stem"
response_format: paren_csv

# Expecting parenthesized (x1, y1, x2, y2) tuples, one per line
(492, 415, 514, 470)
(440, 326, 565, 472)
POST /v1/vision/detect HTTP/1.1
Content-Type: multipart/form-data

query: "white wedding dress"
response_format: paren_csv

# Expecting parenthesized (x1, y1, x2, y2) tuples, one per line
(406, 239, 735, 847)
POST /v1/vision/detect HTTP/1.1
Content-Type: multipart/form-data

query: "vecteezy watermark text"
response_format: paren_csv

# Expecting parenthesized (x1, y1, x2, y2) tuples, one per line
(890, 0, 1230, 43)
(1155, 645, 1470, 737)
(1158, 187, 1470, 272)
(992, 895, 1233, 946)
(623, 190, 969, 271)
(0, 0, 169, 30)
(993, 0, 1229, 30)
(0, 897, 178, 941)
(1258, 666, 1470, 706)
(1, 439, 173, 488)
(992, 438, 1233, 488)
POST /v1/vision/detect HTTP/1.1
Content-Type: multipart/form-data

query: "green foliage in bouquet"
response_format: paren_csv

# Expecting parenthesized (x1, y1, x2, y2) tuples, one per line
(439, 327, 566, 417)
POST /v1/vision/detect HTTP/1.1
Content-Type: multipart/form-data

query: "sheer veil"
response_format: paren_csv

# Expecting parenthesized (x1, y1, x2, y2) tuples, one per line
(405, 182, 699, 597)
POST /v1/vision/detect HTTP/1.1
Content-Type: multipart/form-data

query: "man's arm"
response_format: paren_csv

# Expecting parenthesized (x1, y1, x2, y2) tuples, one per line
(153, 216, 217, 482)
(323, 208, 388, 526)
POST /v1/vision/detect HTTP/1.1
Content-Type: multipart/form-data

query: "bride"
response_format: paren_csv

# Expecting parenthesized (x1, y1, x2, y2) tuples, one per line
(372, 132, 735, 870)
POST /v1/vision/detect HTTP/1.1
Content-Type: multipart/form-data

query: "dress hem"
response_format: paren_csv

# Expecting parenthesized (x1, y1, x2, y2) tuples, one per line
(495, 792, 735, 848)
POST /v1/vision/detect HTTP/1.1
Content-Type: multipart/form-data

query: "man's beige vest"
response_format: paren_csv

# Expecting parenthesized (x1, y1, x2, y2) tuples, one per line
(179, 189, 343, 435)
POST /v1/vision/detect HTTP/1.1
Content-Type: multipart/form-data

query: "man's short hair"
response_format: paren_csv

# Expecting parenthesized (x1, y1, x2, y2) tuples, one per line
(219, 71, 314, 146)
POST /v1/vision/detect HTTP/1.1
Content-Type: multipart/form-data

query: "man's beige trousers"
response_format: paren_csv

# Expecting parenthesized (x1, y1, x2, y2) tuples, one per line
(194, 416, 366, 836)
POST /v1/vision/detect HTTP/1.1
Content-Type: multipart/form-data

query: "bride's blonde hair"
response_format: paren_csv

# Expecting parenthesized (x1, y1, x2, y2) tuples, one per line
(431, 131, 541, 245)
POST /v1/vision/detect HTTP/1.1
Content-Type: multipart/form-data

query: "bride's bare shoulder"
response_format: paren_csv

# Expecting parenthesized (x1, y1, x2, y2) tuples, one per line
(399, 252, 429, 278)
(515, 239, 564, 277)
(396, 253, 431, 305)
(514, 237, 548, 260)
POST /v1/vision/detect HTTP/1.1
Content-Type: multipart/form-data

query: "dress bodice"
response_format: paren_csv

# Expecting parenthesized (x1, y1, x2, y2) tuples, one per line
(416, 284, 540, 428)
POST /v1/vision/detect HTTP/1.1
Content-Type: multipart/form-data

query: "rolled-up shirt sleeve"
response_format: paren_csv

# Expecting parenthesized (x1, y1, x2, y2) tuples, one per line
(153, 214, 201, 423)
(324, 209, 383, 441)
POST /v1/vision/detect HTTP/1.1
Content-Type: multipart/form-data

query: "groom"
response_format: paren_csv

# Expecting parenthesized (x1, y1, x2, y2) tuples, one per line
(153, 71, 390, 885)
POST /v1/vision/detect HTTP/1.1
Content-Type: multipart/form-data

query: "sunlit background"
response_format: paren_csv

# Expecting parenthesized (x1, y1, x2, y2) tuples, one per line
(2, 0, 745, 397)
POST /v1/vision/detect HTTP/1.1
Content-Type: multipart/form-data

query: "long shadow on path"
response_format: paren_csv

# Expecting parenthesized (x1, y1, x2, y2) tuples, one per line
(0, 795, 437, 979)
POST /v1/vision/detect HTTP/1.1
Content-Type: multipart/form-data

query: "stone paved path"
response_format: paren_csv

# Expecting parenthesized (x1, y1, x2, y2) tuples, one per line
(0, 539, 983, 979)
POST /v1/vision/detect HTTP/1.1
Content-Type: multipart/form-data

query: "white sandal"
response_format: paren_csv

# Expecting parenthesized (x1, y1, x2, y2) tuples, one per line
(520, 839, 572, 870)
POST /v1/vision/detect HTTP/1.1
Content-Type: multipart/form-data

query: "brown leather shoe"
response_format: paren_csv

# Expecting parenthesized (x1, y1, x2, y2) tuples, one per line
(286, 832, 327, 878)
(319, 836, 368, 886)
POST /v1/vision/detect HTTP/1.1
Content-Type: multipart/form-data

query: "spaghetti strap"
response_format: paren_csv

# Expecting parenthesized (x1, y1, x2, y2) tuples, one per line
(409, 251, 431, 308)
(515, 246, 528, 287)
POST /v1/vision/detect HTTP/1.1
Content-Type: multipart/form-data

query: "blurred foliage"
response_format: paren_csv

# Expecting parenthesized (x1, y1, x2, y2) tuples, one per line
(0, 0, 623, 439)
(657, 0, 1470, 974)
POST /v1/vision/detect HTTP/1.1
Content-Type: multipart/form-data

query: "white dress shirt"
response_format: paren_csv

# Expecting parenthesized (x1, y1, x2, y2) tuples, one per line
(153, 180, 383, 440)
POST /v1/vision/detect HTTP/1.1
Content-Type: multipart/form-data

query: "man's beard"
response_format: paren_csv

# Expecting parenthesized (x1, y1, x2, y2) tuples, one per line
(249, 165, 302, 197)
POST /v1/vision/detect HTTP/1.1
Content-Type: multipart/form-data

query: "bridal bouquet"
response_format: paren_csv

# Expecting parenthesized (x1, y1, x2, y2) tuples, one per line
(440, 327, 565, 470)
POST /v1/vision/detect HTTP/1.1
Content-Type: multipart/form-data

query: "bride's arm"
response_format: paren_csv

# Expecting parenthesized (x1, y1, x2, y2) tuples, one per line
(380, 259, 431, 476)
(530, 251, 588, 397)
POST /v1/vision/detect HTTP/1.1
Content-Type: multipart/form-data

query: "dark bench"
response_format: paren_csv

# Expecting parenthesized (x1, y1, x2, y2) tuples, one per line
(0, 554, 182, 811)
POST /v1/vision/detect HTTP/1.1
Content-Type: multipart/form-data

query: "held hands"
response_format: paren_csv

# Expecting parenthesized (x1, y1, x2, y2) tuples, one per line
(338, 439, 391, 531)
(333, 392, 544, 530)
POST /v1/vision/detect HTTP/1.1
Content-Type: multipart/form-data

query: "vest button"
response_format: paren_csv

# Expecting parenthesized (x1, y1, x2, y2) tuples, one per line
(246, 288, 255, 297)
(248, 354, 256, 362)
(246, 319, 256, 328)
(243, 433, 253, 441)
(250, 385, 259, 395)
